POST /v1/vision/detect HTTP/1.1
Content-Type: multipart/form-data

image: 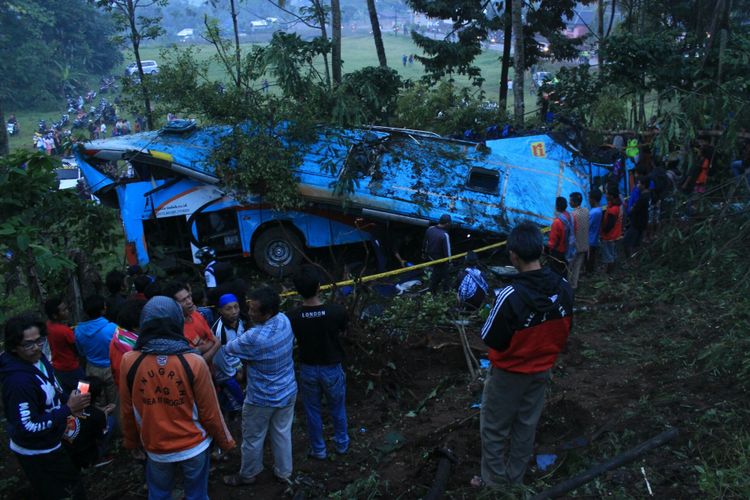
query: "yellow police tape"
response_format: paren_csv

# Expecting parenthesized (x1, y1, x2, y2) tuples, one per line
(279, 226, 552, 298)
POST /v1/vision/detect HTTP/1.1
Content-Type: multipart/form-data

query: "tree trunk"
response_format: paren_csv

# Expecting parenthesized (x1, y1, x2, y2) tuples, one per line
(499, 0, 512, 106)
(133, 42, 154, 131)
(0, 103, 8, 156)
(512, 0, 525, 124)
(311, 0, 331, 88)
(127, 1, 154, 131)
(230, 0, 242, 88)
(367, 0, 387, 67)
(331, 0, 342, 85)
(606, 0, 617, 38)
(597, 0, 605, 65)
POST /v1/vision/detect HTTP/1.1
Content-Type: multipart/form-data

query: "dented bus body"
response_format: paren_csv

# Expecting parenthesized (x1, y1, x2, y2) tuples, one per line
(74, 122, 591, 275)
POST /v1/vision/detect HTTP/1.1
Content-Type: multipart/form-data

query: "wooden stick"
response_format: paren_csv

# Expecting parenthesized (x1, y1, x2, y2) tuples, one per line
(530, 427, 679, 500)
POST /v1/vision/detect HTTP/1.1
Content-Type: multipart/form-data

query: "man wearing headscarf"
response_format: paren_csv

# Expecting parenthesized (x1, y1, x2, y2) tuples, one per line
(119, 296, 235, 500)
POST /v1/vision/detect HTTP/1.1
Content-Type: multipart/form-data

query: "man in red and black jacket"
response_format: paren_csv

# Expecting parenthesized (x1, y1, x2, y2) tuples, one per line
(476, 221, 573, 488)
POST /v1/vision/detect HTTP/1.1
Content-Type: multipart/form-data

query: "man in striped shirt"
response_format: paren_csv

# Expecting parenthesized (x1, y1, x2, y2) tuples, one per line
(222, 286, 297, 486)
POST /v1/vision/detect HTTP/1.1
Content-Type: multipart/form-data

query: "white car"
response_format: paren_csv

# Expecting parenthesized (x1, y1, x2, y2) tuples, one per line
(55, 163, 82, 190)
(125, 60, 159, 76)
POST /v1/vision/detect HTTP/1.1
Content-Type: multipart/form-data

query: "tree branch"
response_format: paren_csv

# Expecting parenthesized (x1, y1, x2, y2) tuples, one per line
(266, 0, 321, 29)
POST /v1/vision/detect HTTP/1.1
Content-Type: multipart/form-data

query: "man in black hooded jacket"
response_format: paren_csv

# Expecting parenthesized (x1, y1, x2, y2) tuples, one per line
(473, 222, 573, 488)
(0, 314, 91, 499)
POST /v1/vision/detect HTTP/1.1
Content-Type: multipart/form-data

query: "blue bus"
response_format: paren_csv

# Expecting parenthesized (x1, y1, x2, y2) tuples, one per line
(75, 121, 591, 275)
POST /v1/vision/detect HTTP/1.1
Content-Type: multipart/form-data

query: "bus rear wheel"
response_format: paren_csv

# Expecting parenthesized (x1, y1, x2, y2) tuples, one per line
(253, 227, 303, 277)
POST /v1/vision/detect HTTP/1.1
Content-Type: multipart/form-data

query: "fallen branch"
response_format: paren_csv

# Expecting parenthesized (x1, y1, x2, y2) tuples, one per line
(424, 444, 459, 500)
(454, 320, 479, 379)
(530, 427, 679, 499)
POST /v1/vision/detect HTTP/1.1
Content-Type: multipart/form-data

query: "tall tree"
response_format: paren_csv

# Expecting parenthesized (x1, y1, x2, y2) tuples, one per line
(512, 0, 524, 123)
(366, 0, 387, 67)
(0, 105, 7, 156)
(499, 0, 513, 105)
(96, 0, 167, 131)
(408, 0, 591, 96)
(230, 0, 243, 87)
(331, 0, 342, 84)
(269, 0, 332, 87)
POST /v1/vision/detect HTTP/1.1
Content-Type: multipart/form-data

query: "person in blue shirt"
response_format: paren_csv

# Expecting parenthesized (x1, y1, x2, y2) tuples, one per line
(75, 295, 118, 410)
(222, 286, 297, 487)
(586, 189, 603, 273)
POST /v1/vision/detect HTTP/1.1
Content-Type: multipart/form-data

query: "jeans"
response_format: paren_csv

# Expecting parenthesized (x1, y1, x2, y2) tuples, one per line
(568, 251, 587, 289)
(15, 447, 86, 500)
(146, 447, 210, 500)
(480, 367, 550, 487)
(85, 364, 117, 409)
(623, 226, 644, 256)
(239, 400, 295, 480)
(600, 240, 617, 264)
(429, 262, 450, 293)
(299, 363, 349, 457)
(217, 377, 244, 413)
(585, 245, 598, 273)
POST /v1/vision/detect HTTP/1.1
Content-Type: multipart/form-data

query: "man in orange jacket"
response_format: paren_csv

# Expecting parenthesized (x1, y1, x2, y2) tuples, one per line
(120, 296, 235, 500)
(600, 192, 623, 274)
(546, 197, 573, 277)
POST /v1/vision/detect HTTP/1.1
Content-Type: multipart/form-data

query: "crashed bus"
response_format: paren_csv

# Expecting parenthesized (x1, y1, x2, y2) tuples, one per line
(74, 121, 591, 275)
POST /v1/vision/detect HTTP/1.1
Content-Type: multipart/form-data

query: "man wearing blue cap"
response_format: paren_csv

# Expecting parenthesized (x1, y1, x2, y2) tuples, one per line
(211, 294, 246, 416)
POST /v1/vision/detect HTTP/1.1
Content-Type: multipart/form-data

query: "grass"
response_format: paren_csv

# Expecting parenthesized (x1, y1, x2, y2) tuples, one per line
(7, 32, 546, 152)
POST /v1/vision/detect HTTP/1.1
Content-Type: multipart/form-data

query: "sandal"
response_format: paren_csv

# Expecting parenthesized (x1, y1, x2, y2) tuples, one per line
(223, 473, 257, 487)
(470, 475, 486, 489)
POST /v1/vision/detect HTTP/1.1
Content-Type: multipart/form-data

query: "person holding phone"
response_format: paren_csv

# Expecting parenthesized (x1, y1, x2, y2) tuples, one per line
(62, 376, 116, 469)
(0, 314, 91, 499)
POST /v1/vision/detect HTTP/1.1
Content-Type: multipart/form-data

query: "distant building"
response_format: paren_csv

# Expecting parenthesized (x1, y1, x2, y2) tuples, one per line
(564, 10, 595, 38)
(177, 28, 194, 41)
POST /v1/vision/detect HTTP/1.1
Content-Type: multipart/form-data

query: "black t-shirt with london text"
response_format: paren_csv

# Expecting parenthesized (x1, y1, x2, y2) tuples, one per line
(288, 303, 348, 365)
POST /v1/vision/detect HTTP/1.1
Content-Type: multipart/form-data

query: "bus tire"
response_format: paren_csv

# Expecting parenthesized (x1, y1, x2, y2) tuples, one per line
(253, 226, 303, 277)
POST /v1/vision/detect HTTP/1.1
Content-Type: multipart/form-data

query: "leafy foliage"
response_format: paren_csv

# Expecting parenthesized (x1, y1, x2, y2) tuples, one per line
(394, 81, 507, 136)
(406, 0, 591, 88)
(0, 151, 118, 317)
(368, 292, 455, 340)
(148, 24, 407, 209)
(332, 66, 403, 126)
(0, 0, 121, 107)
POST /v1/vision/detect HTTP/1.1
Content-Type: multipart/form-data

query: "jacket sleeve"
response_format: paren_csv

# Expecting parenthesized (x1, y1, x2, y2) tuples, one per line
(443, 231, 451, 258)
(118, 353, 139, 449)
(224, 330, 259, 361)
(190, 355, 236, 451)
(6, 380, 71, 443)
(548, 218, 562, 250)
(479, 286, 517, 351)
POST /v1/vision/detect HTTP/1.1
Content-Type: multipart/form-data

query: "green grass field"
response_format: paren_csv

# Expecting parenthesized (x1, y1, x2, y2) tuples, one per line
(8, 33, 541, 151)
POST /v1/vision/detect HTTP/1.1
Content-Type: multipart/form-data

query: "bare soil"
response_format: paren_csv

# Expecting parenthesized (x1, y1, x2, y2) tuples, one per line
(0, 269, 742, 499)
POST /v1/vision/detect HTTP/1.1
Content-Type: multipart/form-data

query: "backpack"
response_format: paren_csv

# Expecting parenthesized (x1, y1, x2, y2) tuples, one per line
(560, 213, 576, 262)
(625, 139, 639, 158)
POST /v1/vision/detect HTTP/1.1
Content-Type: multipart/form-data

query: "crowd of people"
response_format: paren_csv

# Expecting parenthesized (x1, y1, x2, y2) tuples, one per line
(0, 262, 350, 499)
(1, 128, 746, 498)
